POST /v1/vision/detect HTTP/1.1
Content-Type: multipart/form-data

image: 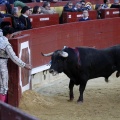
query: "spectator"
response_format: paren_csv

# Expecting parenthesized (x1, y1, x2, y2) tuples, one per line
(33, 6, 43, 14)
(79, 10, 90, 21)
(102, 0, 110, 9)
(19, 6, 32, 30)
(95, 4, 102, 19)
(14, 1, 26, 8)
(73, 2, 82, 12)
(63, 1, 75, 12)
(0, 2, 12, 18)
(11, 7, 25, 32)
(80, 0, 89, 11)
(41, 2, 56, 14)
(2, 25, 21, 39)
(110, 0, 120, 8)
(0, 27, 31, 102)
(29, 7, 33, 15)
(0, 22, 21, 39)
(85, 2, 93, 10)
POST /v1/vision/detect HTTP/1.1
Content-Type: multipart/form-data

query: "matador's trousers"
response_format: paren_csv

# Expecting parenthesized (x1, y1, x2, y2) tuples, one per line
(0, 59, 8, 95)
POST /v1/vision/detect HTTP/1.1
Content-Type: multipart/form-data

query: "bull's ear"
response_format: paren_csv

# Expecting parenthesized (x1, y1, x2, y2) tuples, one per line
(59, 51, 68, 57)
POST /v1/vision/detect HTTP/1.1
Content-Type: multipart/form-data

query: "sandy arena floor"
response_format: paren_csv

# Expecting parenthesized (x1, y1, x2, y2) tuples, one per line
(19, 72, 120, 120)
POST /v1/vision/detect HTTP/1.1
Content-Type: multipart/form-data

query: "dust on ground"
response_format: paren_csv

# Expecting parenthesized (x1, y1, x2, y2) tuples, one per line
(19, 72, 120, 120)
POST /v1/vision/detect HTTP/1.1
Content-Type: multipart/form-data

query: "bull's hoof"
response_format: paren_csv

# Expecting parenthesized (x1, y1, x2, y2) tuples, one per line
(105, 78, 109, 83)
(77, 99, 83, 104)
(77, 100, 83, 104)
(68, 100, 73, 102)
(68, 98, 74, 102)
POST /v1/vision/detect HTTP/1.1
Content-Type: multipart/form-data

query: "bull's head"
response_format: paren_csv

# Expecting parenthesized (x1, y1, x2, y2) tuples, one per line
(42, 50, 68, 76)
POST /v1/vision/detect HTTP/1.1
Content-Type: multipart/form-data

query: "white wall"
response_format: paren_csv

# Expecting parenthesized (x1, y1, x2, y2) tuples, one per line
(31, 69, 68, 90)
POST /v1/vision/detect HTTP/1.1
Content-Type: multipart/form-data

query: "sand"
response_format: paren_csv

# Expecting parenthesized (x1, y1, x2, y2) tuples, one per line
(19, 72, 120, 120)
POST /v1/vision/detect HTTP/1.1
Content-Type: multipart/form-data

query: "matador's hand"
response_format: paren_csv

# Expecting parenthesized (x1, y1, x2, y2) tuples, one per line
(24, 64, 32, 70)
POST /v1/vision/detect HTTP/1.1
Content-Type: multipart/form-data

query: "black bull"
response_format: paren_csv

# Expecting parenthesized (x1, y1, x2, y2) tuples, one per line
(42, 45, 120, 103)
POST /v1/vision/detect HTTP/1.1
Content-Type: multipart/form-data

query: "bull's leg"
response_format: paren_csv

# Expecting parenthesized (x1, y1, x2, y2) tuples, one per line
(105, 77, 109, 82)
(68, 80, 74, 101)
(116, 65, 120, 77)
(116, 71, 120, 78)
(77, 82, 87, 103)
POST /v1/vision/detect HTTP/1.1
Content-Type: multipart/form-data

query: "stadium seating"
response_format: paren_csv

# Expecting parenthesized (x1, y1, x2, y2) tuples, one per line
(101, 8, 120, 18)
(29, 13, 59, 28)
(62, 10, 97, 23)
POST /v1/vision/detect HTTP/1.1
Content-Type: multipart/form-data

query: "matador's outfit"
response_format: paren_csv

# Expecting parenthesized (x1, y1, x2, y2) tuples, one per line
(0, 30, 25, 102)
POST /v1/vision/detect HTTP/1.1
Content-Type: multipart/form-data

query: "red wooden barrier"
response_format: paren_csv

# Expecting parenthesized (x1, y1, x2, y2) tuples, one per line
(0, 101, 39, 120)
(101, 8, 120, 19)
(62, 11, 97, 23)
(29, 13, 59, 28)
(8, 34, 31, 107)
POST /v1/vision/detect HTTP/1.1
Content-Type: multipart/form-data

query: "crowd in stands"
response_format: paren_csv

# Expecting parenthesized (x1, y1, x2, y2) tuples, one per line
(63, 0, 120, 20)
(0, 0, 119, 36)
(0, 0, 57, 34)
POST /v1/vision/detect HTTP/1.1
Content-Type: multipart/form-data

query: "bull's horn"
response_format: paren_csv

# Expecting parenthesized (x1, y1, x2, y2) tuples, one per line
(59, 51, 68, 57)
(41, 52, 53, 57)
